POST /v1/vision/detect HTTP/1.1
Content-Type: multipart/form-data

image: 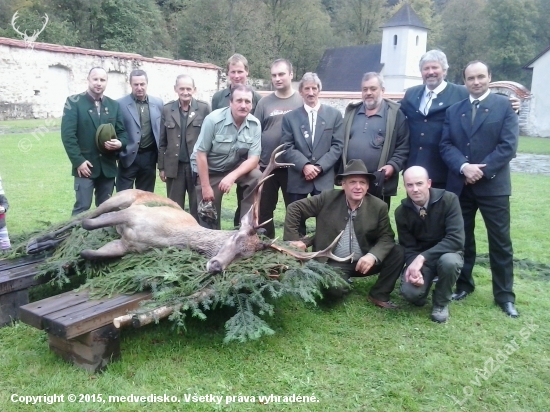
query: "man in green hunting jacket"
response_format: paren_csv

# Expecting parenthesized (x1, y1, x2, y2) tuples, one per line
(61, 67, 128, 216)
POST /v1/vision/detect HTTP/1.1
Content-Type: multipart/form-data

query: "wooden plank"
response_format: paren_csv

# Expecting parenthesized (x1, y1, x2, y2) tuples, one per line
(44, 292, 151, 339)
(48, 325, 121, 373)
(0, 290, 29, 326)
(19, 290, 91, 329)
(0, 262, 49, 295)
(0, 255, 45, 270)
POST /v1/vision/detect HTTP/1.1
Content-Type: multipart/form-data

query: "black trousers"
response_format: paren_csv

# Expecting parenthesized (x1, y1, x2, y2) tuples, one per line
(457, 186, 515, 303)
(116, 150, 157, 193)
(258, 167, 290, 238)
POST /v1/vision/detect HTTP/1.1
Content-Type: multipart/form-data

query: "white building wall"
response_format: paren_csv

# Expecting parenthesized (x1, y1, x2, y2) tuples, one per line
(529, 52, 550, 137)
(380, 26, 427, 93)
(0, 40, 220, 120)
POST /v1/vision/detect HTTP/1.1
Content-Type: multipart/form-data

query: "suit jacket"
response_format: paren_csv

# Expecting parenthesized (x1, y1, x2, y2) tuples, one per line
(281, 105, 344, 194)
(158, 98, 211, 178)
(117, 94, 163, 168)
(283, 190, 396, 262)
(61, 92, 128, 179)
(401, 82, 468, 184)
(342, 99, 409, 196)
(440, 93, 518, 197)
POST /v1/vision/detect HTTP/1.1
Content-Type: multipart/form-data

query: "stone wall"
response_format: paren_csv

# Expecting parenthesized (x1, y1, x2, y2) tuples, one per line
(0, 37, 221, 120)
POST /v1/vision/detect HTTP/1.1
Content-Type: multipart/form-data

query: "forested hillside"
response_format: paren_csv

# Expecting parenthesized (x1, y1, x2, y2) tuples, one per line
(1, 0, 548, 85)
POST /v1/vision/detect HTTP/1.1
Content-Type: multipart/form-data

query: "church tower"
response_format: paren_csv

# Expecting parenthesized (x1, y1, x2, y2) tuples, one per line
(380, 3, 428, 93)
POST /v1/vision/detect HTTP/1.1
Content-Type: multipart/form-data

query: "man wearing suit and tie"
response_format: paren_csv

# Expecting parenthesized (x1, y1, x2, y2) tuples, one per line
(158, 74, 211, 219)
(440, 61, 519, 318)
(116, 70, 163, 192)
(61, 67, 127, 216)
(281, 72, 344, 236)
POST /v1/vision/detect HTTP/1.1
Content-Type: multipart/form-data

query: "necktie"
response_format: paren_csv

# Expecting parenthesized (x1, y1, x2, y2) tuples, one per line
(310, 110, 316, 143)
(422, 91, 433, 115)
(471, 99, 480, 124)
(419, 207, 427, 219)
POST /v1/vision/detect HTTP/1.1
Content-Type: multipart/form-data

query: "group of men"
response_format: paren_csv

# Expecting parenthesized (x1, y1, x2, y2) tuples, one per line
(60, 49, 520, 323)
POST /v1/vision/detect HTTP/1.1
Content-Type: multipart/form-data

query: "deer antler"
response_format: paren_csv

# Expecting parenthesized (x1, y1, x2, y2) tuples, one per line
(11, 11, 26, 38)
(241, 144, 294, 229)
(268, 231, 354, 263)
(31, 14, 48, 41)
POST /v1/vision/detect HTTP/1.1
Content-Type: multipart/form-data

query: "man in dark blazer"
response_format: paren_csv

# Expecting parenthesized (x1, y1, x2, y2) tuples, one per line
(440, 61, 519, 317)
(61, 67, 127, 216)
(281, 72, 344, 235)
(116, 69, 163, 192)
(158, 74, 210, 219)
(284, 159, 404, 308)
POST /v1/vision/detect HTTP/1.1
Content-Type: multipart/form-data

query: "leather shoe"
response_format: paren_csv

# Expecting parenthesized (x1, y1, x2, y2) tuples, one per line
(451, 290, 471, 301)
(498, 302, 519, 318)
(368, 295, 399, 309)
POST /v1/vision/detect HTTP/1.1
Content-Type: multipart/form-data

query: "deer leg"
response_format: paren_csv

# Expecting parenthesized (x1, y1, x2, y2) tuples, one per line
(81, 239, 129, 260)
(85, 190, 141, 219)
(82, 210, 133, 231)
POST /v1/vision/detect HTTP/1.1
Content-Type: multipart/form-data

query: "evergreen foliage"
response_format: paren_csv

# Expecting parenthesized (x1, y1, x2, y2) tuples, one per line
(11, 224, 348, 343)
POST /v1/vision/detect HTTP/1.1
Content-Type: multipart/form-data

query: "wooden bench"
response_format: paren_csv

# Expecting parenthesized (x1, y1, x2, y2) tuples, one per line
(0, 255, 50, 326)
(19, 289, 151, 373)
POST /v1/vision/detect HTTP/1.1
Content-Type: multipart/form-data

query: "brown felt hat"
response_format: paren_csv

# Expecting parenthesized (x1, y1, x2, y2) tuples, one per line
(95, 123, 117, 155)
(335, 159, 376, 186)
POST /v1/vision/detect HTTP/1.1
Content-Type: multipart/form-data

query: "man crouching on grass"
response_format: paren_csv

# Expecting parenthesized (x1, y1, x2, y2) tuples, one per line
(395, 166, 464, 322)
(283, 159, 404, 308)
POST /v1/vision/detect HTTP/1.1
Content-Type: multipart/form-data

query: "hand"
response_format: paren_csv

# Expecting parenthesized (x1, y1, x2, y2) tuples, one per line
(159, 170, 166, 182)
(405, 255, 425, 286)
(509, 96, 521, 112)
(201, 186, 215, 201)
(378, 164, 395, 180)
(462, 163, 486, 184)
(355, 254, 376, 275)
(103, 139, 122, 151)
(218, 174, 236, 194)
(289, 241, 307, 251)
(76, 160, 93, 178)
(303, 164, 320, 181)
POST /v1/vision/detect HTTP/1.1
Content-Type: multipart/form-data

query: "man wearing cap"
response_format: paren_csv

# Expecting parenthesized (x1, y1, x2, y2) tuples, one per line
(61, 67, 127, 216)
(395, 166, 464, 323)
(283, 159, 404, 308)
(116, 69, 163, 193)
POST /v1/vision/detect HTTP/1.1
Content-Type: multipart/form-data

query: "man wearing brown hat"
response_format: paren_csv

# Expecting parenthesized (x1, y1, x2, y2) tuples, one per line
(61, 67, 128, 215)
(283, 159, 404, 308)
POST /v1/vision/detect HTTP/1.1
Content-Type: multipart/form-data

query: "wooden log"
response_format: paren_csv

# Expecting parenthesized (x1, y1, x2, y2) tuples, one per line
(113, 313, 133, 329)
(131, 305, 180, 328)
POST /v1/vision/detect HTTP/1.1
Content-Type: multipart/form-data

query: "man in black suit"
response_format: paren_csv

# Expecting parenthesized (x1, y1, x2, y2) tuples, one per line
(440, 61, 519, 317)
(281, 72, 344, 235)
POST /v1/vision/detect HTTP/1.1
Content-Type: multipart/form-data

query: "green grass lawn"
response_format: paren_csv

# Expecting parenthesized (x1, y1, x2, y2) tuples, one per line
(1, 123, 550, 411)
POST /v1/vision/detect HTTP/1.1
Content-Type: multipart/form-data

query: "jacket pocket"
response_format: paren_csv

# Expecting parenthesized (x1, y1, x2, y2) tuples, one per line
(164, 122, 175, 129)
(213, 134, 234, 155)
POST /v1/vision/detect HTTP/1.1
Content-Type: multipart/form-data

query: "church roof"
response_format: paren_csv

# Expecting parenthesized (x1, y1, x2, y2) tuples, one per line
(382, 3, 428, 30)
(316, 44, 383, 92)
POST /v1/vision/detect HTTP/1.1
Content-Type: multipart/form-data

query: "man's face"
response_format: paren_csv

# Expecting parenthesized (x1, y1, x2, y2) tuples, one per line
(271, 62, 293, 91)
(342, 175, 369, 202)
(230, 89, 253, 123)
(421, 61, 446, 90)
(228, 62, 248, 87)
(130, 75, 148, 101)
(174, 77, 195, 104)
(88, 69, 108, 97)
(404, 170, 432, 206)
(300, 81, 320, 107)
(464, 62, 491, 99)
(361, 77, 384, 110)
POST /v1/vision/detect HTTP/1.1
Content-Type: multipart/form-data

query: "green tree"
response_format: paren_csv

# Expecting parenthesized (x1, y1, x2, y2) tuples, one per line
(439, 0, 489, 83)
(332, 0, 387, 45)
(487, 0, 538, 84)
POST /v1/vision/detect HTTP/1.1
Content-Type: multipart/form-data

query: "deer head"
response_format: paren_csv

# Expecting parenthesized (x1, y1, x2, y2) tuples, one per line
(205, 145, 353, 273)
(11, 11, 49, 49)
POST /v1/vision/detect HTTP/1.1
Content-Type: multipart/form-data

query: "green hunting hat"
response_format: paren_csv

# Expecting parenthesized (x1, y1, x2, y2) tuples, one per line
(95, 123, 117, 155)
(335, 159, 376, 186)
